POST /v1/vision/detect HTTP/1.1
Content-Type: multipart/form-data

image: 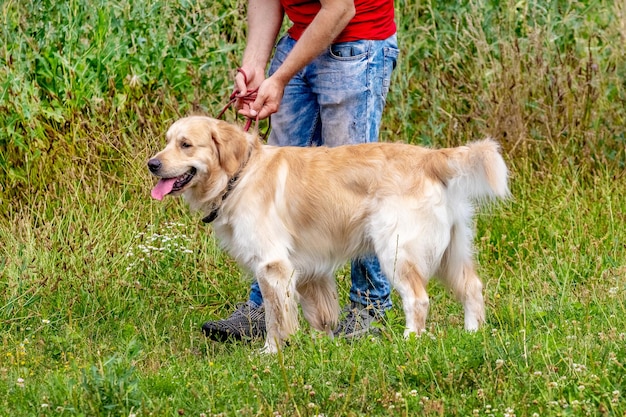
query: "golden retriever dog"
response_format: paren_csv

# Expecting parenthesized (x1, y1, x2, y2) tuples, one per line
(148, 116, 509, 353)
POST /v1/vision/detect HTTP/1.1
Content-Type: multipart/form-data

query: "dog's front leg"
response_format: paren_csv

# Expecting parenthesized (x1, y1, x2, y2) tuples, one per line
(256, 260, 300, 354)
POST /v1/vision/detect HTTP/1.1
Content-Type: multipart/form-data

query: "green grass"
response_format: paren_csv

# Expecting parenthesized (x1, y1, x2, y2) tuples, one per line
(1, 0, 626, 415)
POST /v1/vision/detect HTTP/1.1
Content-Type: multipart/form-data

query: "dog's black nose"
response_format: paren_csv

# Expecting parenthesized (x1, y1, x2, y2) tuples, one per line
(147, 158, 161, 173)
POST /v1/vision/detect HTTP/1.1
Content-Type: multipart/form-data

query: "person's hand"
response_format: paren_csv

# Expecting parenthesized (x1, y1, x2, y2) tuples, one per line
(233, 66, 265, 116)
(241, 74, 286, 120)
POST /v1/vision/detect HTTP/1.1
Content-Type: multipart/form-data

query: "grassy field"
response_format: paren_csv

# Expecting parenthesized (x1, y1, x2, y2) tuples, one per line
(1, 0, 625, 415)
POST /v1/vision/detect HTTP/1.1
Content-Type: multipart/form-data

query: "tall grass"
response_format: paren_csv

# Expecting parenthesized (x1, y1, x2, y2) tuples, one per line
(1, 0, 625, 415)
(388, 0, 626, 166)
(0, 0, 245, 203)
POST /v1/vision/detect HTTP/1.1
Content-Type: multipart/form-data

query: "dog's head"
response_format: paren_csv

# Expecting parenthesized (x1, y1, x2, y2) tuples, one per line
(148, 116, 250, 206)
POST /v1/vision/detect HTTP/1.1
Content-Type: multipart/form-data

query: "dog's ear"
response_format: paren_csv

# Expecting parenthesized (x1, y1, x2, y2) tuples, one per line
(212, 121, 248, 176)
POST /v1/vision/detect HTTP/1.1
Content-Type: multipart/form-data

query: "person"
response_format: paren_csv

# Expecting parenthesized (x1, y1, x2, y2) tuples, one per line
(202, 0, 399, 341)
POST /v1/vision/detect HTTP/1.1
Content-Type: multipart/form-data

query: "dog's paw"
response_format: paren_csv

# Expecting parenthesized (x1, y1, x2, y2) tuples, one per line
(464, 324, 480, 332)
(403, 328, 426, 339)
(464, 316, 481, 331)
(259, 342, 279, 355)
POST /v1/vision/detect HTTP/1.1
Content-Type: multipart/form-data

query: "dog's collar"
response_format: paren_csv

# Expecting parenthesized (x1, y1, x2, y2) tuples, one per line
(202, 149, 252, 224)
(201, 174, 240, 224)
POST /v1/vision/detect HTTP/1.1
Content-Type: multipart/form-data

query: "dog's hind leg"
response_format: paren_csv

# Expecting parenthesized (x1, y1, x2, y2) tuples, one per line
(296, 274, 339, 338)
(256, 260, 300, 353)
(437, 225, 485, 331)
(459, 263, 485, 331)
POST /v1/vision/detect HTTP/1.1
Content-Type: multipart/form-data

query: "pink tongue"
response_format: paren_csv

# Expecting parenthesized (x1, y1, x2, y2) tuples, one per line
(151, 178, 177, 201)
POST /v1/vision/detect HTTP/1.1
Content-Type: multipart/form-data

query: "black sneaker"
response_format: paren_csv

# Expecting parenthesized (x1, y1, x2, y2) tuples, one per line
(202, 301, 266, 342)
(333, 301, 382, 339)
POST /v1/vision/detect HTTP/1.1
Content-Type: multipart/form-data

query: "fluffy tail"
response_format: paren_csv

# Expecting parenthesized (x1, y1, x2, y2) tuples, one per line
(445, 138, 509, 202)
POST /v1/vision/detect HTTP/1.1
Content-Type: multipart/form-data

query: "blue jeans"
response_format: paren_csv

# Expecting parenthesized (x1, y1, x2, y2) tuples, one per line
(249, 34, 399, 315)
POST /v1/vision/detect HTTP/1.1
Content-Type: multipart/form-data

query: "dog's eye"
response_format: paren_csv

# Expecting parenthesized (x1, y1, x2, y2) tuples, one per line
(181, 141, 192, 149)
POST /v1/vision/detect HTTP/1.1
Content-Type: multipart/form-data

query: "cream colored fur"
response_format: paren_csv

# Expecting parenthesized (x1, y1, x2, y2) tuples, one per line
(149, 116, 509, 353)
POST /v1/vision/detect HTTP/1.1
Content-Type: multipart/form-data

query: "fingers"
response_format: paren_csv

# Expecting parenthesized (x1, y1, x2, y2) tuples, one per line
(234, 71, 248, 97)
(238, 103, 267, 120)
(239, 93, 277, 120)
(242, 77, 284, 120)
(252, 94, 275, 119)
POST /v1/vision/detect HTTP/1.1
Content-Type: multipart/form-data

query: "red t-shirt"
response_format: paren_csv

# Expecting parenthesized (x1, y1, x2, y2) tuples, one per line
(282, 0, 396, 42)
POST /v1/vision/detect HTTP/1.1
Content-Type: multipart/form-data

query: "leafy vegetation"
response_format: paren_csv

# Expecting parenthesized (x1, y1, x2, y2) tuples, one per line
(1, 0, 625, 415)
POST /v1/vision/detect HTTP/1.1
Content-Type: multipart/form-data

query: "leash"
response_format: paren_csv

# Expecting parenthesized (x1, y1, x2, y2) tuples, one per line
(204, 69, 262, 224)
(217, 68, 260, 133)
